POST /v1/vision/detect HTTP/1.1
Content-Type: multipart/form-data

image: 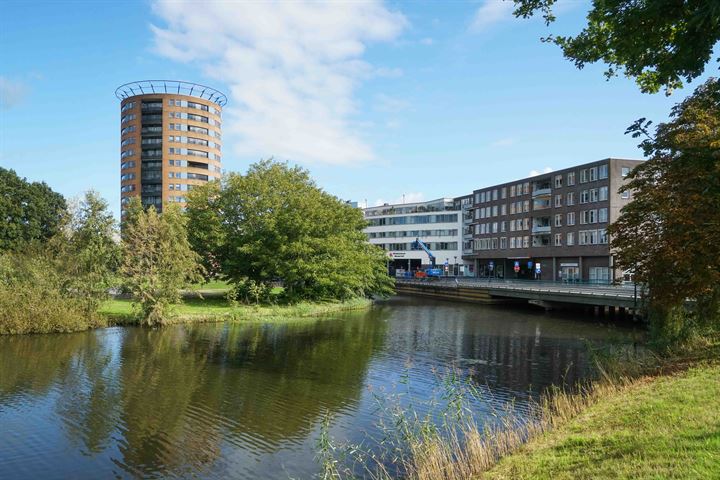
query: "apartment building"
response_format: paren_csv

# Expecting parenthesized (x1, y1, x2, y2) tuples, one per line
(115, 80, 225, 215)
(363, 198, 471, 275)
(465, 158, 643, 283)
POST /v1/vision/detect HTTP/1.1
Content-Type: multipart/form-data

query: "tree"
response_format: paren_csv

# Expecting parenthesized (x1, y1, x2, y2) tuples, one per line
(513, 0, 720, 94)
(607, 78, 720, 339)
(121, 199, 204, 326)
(186, 160, 394, 302)
(184, 180, 225, 279)
(0, 167, 66, 251)
(59, 191, 121, 317)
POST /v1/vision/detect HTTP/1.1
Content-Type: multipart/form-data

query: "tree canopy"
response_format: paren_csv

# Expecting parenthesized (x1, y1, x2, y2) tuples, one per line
(186, 160, 394, 302)
(121, 199, 204, 325)
(0, 167, 67, 251)
(513, 0, 720, 94)
(607, 78, 720, 338)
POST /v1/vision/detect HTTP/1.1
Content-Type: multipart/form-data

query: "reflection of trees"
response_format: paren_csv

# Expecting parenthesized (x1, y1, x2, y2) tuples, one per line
(114, 310, 388, 476)
(0, 332, 90, 401)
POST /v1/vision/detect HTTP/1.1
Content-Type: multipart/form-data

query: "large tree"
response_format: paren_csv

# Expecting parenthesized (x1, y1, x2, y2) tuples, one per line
(121, 199, 204, 325)
(513, 0, 720, 94)
(607, 78, 720, 338)
(0, 167, 67, 251)
(186, 160, 394, 302)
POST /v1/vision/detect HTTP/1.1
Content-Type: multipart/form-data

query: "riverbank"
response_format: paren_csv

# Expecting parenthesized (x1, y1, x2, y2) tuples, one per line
(484, 360, 720, 479)
(98, 296, 373, 326)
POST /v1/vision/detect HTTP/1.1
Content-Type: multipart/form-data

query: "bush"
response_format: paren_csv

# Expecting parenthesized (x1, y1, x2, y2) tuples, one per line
(0, 251, 96, 334)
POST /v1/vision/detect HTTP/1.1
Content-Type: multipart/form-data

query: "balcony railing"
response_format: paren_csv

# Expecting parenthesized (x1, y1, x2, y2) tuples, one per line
(532, 187, 552, 197)
(531, 225, 551, 234)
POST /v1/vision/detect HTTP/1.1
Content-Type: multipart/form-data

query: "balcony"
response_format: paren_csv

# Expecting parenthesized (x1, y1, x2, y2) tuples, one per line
(532, 187, 551, 197)
(532, 234, 551, 247)
(531, 225, 551, 234)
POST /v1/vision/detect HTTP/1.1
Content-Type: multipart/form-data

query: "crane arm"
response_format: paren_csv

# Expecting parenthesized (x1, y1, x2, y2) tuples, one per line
(411, 238, 436, 267)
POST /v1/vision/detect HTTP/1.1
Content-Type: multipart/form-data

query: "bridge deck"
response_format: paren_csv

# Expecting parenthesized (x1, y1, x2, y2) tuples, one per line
(395, 278, 643, 309)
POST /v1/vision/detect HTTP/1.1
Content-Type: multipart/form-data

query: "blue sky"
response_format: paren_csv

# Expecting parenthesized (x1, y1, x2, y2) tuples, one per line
(0, 0, 714, 216)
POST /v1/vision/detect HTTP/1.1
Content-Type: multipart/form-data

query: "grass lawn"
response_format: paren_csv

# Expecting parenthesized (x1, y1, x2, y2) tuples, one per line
(485, 362, 720, 479)
(98, 296, 372, 325)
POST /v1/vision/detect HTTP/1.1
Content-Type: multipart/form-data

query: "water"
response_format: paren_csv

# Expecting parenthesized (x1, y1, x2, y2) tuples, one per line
(0, 297, 634, 479)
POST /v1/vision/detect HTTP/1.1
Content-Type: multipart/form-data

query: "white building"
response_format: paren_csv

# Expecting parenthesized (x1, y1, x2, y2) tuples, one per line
(363, 198, 472, 276)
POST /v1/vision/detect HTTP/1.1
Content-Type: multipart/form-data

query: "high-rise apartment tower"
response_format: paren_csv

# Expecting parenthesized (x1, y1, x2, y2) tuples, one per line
(116, 80, 226, 215)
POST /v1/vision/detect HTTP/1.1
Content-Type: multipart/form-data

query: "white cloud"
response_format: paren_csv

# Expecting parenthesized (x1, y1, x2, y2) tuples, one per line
(374, 192, 424, 206)
(419, 37, 434, 45)
(0, 76, 28, 109)
(151, 0, 407, 166)
(529, 166, 554, 177)
(469, 0, 515, 32)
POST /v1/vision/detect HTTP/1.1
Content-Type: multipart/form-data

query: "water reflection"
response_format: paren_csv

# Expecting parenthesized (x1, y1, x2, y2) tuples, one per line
(0, 297, 632, 479)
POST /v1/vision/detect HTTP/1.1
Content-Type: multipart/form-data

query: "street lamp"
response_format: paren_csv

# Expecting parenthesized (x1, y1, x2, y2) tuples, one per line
(454, 256, 457, 276)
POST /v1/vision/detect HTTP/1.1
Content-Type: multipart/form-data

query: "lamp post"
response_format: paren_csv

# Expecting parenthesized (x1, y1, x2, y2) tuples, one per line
(454, 256, 457, 276)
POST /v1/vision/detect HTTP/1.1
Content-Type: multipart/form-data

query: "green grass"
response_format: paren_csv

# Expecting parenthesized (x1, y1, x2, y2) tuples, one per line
(98, 296, 372, 325)
(485, 362, 720, 479)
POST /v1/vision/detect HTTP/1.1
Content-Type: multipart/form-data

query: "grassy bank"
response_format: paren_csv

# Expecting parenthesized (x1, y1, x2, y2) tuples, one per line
(485, 362, 720, 479)
(98, 296, 373, 326)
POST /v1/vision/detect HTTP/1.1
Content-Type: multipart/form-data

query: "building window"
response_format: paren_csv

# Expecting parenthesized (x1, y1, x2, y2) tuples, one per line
(599, 164, 608, 179)
(567, 232, 574, 246)
(501, 187, 507, 199)
(599, 208, 608, 223)
(555, 194, 562, 207)
(580, 190, 589, 203)
(599, 186, 608, 201)
(510, 185, 516, 197)
(554, 175, 562, 188)
(580, 169, 588, 183)
(589, 167, 598, 181)
(523, 217, 530, 230)
(501, 204, 507, 215)
(590, 188, 599, 202)
(589, 267, 610, 283)
(493, 189, 498, 201)
(555, 214, 562, 227)
(554, 233, 562, 246)
(567, 171, 575, 186)
(523, 236, 529, 248)
(622, 167, 631, 177)
(500, 237, 507, 249)
(567, 212, 576, 225)
(523, 200, 530, 212)
(566, 192, 575, 206)
(523, 182, 530, 195)
(599, 229, 608, 244)
(501, 221, 506, 232)
(621, 190, 630, 199)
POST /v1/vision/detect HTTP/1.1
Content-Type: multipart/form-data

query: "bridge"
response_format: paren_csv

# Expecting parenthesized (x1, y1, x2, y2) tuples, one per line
(395, 277, 644, 314)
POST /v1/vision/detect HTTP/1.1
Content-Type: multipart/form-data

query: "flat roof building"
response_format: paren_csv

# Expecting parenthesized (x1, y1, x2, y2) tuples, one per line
(363, 198, 471, 276)
(116, 80, 226, 215)
(465, 158, 643, 283)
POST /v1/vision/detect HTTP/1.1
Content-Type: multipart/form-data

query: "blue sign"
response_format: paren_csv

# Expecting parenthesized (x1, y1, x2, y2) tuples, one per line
(527, 261, 534, 269)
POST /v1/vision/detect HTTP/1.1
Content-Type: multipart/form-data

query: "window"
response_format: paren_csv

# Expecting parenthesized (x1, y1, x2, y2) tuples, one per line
(492, 205, 498, 216)
(523, 217, 530, 230)
(554, 214, 562, 227)
(120, 161, 135, 170)
(500, 237, 507, 249)
(510, 203, 515, 215)
(599, 186, 608, 201)
(492, 222, 498, 233)
(580, 190, 589, 204)
(566, 192, 575, 206)
(523, 182, 530, 195)
(121, 125, 136, 135)
(599, 229, 608, 244)
(589, 167, 597, 181)
(121, 101, 135, 112)
(501, 204, 507, 215)
(523, 236, 529, 248)
(599, 164, 608, 179)
(554, 233, 562, 246)
(567, 232, 574, 246)
(480, 191, 486, 203)
(555, 194, 562, 207)
(589, 266, 610, 283)
(493, 189, 498, 201)
(516, 218, 522, 230)
(554, 175, 563, 188)
(510, 221, 515, 232)
(567, 212, 575, 225)
(121, 114, 136, 124)
(501, 221, 506, 232)
(621, 190, 630, 199)
(510, 237, 516, 248)
(510, 185, 516, 197)
(567, 171, 576, 186)
(580, 169, 588, 183)
(501, 187, 507, 199)
(622, 167, 631, 177)
(523, 200, 530, 212)
(120, 173, 135, 181)
(120, 149, 134, 159)
(590, 188, 599, 202)
(598, 208, 608, 223)
(120, 184, 135, 193)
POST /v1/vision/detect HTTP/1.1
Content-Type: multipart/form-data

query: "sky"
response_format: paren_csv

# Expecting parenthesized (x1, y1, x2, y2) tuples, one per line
(0, 0, 715, 217)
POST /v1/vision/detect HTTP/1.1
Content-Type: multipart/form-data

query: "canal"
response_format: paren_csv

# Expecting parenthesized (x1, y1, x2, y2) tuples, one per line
(0, 297, 636, 479)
